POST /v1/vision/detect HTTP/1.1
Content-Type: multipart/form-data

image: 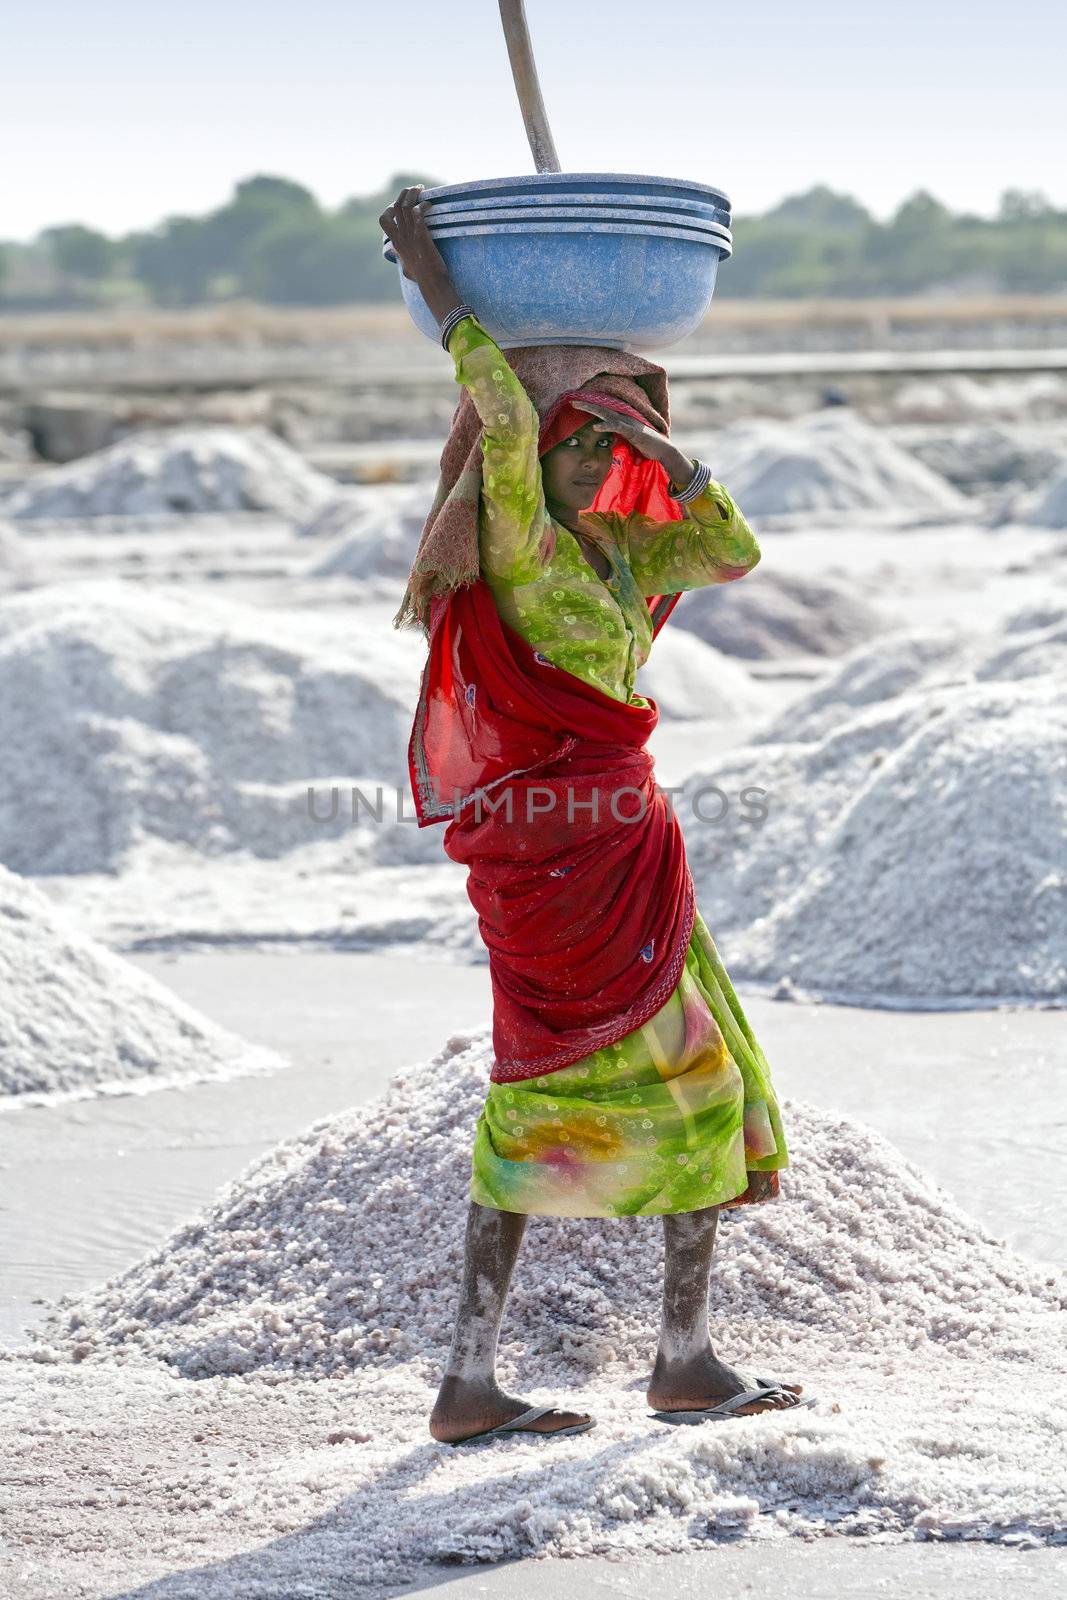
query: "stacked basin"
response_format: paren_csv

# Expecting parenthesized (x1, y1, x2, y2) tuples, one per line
(382, 172, 733, 351)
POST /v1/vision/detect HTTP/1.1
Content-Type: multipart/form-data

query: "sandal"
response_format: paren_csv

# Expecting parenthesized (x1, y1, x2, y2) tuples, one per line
(650, 1375, 817, 1424)
(448, 1403, 596, 1447)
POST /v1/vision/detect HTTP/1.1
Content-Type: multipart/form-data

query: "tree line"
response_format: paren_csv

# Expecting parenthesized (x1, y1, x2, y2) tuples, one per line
(1, 173, 1064, 310)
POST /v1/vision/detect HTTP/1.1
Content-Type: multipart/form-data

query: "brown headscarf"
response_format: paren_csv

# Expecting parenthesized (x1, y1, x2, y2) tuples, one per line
(391, 341, 672, 637)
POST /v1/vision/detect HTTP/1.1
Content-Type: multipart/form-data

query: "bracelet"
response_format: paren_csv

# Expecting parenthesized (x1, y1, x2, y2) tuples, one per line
(671, 458, 712, 503)
(439, 303, 476, 351)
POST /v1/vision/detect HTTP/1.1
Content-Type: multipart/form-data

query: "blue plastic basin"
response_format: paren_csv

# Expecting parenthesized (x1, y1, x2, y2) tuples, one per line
(425, 190, 729, 225)
(422, 171, 731, 227)
(422, 207, 732, 244)
(382, 171, 733, 351)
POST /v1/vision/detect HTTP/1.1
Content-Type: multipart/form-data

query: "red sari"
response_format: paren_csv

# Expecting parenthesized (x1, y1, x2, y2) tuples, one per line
(407, 401, 697, 1085)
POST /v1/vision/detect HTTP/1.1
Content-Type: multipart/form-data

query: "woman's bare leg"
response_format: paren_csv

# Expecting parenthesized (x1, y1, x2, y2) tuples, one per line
(429, 1200, 592, 1442)
(647, 1207, 804, 1415)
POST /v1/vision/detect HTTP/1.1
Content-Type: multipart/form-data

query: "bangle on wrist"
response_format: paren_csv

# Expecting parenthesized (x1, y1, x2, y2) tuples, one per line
(671, 458, 712, 503)
(439, 303, 476, 351)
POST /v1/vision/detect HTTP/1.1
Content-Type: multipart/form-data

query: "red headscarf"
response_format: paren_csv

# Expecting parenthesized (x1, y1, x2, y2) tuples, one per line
(537, 389, 683, 525)
(404, 394, 696, 1084)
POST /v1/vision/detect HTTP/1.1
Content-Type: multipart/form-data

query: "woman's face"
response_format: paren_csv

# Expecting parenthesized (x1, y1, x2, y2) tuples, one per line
(541, 420, 617, 518)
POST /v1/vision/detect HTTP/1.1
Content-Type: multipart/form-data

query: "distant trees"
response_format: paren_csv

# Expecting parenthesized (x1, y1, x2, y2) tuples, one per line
(39, 224, 116, 287)
(111, 172, 425, 307)
(129, 217, 216, 305)
(1, 174, 1064, 309)
(726, 184, 1067, 298)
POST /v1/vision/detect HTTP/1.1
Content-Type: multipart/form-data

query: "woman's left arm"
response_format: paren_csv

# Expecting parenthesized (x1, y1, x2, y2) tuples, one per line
(574, 400, 760, 595)
(620, 479, 762, 596)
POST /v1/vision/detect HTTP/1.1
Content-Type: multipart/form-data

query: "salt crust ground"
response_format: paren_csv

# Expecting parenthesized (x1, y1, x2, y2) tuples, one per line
(0, 866, 283, 1104)
(679, 602, 1067, 1003)
(4, 424, 339, 521)
(8, 1029, 1063, 1592)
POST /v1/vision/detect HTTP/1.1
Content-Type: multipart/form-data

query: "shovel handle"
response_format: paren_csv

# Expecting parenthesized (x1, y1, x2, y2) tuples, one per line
(498, 1, 562, 173)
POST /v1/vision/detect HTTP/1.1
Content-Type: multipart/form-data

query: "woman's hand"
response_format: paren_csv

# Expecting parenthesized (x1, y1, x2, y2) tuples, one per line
(379, 185, 465, 326)
(573, 400, 696, 490)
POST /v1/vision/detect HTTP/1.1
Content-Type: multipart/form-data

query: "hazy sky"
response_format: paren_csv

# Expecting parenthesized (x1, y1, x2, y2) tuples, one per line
(4, 0, 1064, 240)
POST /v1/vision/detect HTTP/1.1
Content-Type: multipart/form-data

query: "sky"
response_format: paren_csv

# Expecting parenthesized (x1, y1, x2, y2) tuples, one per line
(2, 0, 1064, 241)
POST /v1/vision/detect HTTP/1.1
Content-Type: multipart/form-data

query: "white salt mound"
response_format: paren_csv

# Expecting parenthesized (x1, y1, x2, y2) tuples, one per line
(5, 425, 338, 521)
(670, 569, 894, 660)
(302, 482, 433, 581)
(678, 610, 1067, 1002)
(34, 1030, 1067, 1560)
(710, 411, 970, 521)
(0, 864, 282, 1103)
(1014, 463, 1067, 529)
(897, 423, 1064, 494)
(635, 627, 769, 721)
(0, 519, 36, 592)
(0, 425, 31, 463)
(890, 371, 1067, 426)
(0, 578, 420, 873)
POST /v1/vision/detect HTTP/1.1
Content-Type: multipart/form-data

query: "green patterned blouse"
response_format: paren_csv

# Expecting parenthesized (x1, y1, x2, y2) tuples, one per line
(445, 313, 761, 705)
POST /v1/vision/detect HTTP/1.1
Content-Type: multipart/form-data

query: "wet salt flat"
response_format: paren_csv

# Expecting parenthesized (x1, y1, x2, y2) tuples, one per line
(1, 407, 1066, 1593)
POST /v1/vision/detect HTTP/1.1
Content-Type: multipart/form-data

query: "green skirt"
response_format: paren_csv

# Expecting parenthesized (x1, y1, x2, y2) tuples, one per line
(470, 907, 788, 1217)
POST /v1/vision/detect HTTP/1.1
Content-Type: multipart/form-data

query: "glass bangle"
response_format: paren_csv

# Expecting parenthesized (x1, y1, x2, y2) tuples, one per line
(672, 459, 712, 503)
(440, 304, 476, 351)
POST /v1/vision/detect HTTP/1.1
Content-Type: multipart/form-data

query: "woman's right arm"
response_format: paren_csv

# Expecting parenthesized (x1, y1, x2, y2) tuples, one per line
(379, 186, 549, 586)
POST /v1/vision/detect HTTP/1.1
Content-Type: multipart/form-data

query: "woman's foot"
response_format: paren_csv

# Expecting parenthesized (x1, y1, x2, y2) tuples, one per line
(647, 1351, 803, 1416)
(429, 1375, 592, 1443)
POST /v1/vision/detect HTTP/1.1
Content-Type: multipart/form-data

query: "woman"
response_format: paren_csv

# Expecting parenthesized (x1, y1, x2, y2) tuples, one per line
(380, 186, 810, 1445)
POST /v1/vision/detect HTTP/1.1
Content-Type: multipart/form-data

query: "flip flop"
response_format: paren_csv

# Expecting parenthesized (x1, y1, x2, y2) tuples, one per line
(448, 1403, 596, 1448)
(650, 1375, 817, 1424)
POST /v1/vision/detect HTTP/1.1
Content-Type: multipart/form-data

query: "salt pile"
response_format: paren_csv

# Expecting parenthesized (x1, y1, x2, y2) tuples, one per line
(1013, 463, 1067, 529)
(677, 610, 1067, 1003)
(896, 423, 1064, 495)
(0, 519, 36, 592)
(635, 628, 769, 721)
(0, 424, 31, 462)
(890, 372, 1067, 426)
(0, 864, 282, 1104)
(0, 579, 420, 874)
(709, 411, 970, 521)
(302, 482, 433, 581)
(670, 569, 894, 660)
(30, 1030, 1067, 1565)
(5, 425, 338, 521)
